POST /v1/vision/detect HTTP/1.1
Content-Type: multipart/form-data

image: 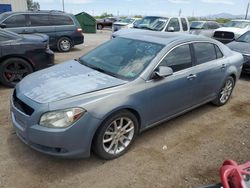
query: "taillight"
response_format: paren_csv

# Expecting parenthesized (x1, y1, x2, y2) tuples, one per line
(76, 28, 82, 32)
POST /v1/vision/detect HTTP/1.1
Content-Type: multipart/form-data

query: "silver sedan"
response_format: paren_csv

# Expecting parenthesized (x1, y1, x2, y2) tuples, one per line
(11, 31, 243, 159)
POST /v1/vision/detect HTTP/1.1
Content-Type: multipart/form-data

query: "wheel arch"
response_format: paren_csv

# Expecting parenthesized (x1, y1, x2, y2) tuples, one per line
(90, 106, 142, 149)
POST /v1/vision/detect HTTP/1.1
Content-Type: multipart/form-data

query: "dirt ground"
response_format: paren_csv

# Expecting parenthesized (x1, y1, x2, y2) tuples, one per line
(0, 30, 250, 188)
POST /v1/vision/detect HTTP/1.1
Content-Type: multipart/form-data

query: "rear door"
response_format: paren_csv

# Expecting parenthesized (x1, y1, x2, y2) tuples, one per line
(191, 42, 227, 104)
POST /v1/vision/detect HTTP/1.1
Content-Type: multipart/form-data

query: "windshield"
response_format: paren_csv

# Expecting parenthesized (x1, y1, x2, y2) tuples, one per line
(119, 18, 135, 24)
(148, 18, 168, 31)
(224, 21, 250, 29)
(79, 38, 164, 80)
(190, 21, 204, 29)
(236, 31, 250, 43)
(135, 16, 163, 28)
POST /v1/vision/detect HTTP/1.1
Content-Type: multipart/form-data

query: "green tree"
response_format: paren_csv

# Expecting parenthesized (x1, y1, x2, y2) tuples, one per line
(27, 0, 40, 11)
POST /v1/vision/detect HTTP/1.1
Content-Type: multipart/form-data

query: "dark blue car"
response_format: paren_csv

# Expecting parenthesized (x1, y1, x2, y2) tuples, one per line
(0, 10, 84, 52)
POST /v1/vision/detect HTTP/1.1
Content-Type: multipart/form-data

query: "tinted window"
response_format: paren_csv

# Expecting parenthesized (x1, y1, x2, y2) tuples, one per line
(29, 14, 49, 26)
(167, 18, 180, 32)
(50, 15, 74, 25)
(3, 14, 26, 28)
(194, 43, 217, 64)
(208, 22, 220, 29)
(160, 44, 192, 72)
(215, 45, 223, 58)
(181, 18, 188, 31)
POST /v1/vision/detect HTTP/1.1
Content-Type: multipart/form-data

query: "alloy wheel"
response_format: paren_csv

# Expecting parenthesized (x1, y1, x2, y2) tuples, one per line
(102, 117, 135, 155)
(220, 79, 233, 104)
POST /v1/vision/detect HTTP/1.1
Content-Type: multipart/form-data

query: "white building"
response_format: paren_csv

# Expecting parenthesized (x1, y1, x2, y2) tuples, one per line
(0, 0, 27, 13)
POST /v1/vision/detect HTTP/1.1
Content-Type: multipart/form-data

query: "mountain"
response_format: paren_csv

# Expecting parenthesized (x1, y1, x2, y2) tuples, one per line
(204, 13, 247, 19)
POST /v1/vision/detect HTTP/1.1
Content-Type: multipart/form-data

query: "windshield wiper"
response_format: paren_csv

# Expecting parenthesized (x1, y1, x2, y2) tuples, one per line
(76, 58, 120, 78)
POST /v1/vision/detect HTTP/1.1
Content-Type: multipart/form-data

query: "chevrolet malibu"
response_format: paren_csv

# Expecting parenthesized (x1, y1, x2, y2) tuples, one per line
(11, 31, 243, 160)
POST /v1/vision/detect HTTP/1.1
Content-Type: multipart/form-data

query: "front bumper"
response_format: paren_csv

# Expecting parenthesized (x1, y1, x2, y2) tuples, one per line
(10, 94, 101, 158)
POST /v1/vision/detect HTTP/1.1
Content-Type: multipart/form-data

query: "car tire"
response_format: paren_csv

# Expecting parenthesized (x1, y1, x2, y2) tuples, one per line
(97, 24, 103, 30)
(0, 58, 33, 88)
(93, 110, 139, 160)
(57, 37, 72, 52)
(212, 76, 235, 106)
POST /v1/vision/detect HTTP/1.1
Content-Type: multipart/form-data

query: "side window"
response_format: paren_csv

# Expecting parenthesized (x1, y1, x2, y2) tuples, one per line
(3, 14, 27, 28)
(181, 18, 188, 31)
(166, 18, 180, 32)
(194, 43, 217, 64)
(160, 44, 192, 72)
(50, 15, 74, 26)
(29, 14, 49, 26)
(215, 45, 223, 58)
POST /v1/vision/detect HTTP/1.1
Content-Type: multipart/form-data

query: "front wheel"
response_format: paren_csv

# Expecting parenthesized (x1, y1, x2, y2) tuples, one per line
(93, 110, 138, 160)
(212, 76, 235, 106)
(0, 58, 33, 87)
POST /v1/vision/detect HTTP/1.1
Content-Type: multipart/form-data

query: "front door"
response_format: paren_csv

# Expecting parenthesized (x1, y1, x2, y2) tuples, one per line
(143, 44, 196, 127)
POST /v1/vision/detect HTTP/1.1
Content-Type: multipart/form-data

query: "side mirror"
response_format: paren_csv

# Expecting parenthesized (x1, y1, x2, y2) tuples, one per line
(153, 66, 173, 79)
(0, 23, 6, 28)
(167, 26, 175, 32)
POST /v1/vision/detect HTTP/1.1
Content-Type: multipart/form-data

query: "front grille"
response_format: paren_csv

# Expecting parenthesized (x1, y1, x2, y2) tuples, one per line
(13, 90, 34, 116)
(243, 55, 250, 63)
(214, 31, 235, 40)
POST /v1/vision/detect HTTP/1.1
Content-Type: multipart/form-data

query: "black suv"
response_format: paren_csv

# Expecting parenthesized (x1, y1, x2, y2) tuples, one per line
(0, 10, 84, 52)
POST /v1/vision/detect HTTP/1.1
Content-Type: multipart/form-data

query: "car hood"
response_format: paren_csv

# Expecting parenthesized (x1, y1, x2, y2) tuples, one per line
(21, 33, 49, 43)
(215, 27, 248, 35)
(17, 60, 127, 104)
(227, 41, 250, 54)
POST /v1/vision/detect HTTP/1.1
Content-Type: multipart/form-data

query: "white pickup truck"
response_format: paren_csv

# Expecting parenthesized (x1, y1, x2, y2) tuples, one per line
(213, 19, 250, 43)
(112, 16, 190, 38)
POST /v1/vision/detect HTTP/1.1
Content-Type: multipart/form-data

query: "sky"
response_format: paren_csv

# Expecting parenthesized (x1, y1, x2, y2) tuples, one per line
(37, 0, 249, 17)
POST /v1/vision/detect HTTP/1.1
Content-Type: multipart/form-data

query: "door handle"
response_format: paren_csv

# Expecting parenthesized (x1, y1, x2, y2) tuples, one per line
(187, 74, 197, 80)
(221, 64, 226, 69)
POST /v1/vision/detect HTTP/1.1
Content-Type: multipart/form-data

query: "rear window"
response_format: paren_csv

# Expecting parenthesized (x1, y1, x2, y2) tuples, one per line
(181, 18, 188, 31)
(3, 14, 27, 28)
(215, 45, 223, 58)
(29, 14, 50, 26)
(194, 43, 217, 64)
(50, 15, 74, 26)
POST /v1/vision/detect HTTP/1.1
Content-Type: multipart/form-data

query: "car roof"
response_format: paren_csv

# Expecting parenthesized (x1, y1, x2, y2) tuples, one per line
(0, 10, 73, 16)
(119, 30, 215, 46)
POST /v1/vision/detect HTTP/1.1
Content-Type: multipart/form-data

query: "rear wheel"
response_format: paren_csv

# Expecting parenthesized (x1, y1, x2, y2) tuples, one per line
(0, 58, 33, 87)
(57, 37, 72, 52)
(97, 24, 103, 30)
(93, 110, 138, 160)
(212, 76, 235, 106)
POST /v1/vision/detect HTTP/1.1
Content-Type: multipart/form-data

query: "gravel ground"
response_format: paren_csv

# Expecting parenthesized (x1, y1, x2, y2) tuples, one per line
(0, 30, 250, 188)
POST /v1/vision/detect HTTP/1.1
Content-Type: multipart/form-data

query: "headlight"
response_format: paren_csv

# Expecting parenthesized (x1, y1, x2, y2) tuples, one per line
(39, 108, 86, 128)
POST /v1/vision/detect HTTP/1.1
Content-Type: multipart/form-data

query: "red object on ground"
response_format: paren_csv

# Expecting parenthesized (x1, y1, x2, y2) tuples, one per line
(220, 160, 250, 188)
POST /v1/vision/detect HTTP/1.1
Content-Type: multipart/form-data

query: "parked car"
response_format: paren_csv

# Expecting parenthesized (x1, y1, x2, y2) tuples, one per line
(213, 20, 250, 43)
(227, 31, 250, 73)
(0, 10, 84, 52)
(112, 18, 140, 32)
(0, 29, 54, 87)
(190, 21, 221, 38)
(96, 17, 118, 30)
(11, 31, 243, 159)
(133, 16, 190, 33)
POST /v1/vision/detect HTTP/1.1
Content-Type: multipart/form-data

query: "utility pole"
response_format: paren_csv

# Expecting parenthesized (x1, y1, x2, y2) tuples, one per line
(245, 2, 250, 20)
(62, 0, 65, 12)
